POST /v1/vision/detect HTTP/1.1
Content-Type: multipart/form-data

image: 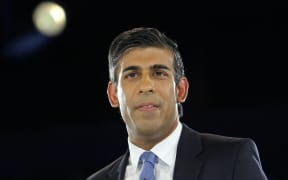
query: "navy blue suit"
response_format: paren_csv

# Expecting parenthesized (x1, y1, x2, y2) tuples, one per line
(87, 123, 268, 180)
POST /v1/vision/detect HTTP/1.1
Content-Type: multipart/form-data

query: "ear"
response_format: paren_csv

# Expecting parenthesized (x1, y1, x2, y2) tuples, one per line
(176, 77, 189, 103)
(107, 81, 119, 108)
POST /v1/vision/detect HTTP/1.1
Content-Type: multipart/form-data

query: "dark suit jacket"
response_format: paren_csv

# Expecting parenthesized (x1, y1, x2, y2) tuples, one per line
(87, 123, 268, 180)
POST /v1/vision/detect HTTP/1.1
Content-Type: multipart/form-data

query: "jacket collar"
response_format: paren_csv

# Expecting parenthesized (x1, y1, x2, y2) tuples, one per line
(173, 123, 203, 180)
(107, 150, 129, 180)
(106, 123, 203, 180)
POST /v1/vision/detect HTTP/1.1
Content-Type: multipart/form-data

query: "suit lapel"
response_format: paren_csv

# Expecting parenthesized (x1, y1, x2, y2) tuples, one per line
(173, 124, 203, 180)
(106, 124, 203, 180)
(107, 151, 129, 180)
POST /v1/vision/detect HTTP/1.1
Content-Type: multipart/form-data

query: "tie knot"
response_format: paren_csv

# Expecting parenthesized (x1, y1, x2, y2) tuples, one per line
(140, 151, 158, 165)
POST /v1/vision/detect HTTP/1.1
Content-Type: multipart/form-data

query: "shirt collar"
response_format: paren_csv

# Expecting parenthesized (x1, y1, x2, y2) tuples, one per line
(127, 122, 183, 172)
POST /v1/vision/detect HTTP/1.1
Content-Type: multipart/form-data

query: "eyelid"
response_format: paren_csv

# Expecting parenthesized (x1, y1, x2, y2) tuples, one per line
(155, 69, 168, 73)
(153, 70, 169, 77)
(124, 71, 138, 79)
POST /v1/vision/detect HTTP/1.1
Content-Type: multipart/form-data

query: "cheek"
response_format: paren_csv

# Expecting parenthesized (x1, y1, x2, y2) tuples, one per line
(117, 93, 128, 118)
(118, 82, 136, 98)
(117, 88, 126, 106)
(117, 85, 133, 109)
(159, 83, 177, 99)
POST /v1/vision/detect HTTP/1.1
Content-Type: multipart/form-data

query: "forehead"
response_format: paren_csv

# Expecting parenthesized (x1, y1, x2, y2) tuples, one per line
(118, 47, 174, 69)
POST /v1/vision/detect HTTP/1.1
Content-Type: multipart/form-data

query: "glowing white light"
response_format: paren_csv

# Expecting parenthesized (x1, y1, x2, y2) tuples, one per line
(32, 1, 67, 37)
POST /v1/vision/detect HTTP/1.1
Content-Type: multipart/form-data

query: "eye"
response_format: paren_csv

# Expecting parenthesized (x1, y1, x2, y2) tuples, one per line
(153, 70, 168, 77)
(124, 72, 138, 79)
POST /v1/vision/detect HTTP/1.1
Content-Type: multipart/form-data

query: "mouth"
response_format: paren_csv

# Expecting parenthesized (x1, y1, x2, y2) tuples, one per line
(136, 102, 159, 112)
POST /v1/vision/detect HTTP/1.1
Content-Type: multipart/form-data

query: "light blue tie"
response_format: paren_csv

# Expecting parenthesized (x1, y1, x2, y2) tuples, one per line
(139, 151, 158, 180)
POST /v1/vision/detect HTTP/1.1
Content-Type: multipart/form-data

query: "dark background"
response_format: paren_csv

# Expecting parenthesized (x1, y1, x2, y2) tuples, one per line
(1, 1, 287, 180)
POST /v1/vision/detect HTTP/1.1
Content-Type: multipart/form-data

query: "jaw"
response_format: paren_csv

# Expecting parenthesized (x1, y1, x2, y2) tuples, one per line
(126, 114, 179, 150)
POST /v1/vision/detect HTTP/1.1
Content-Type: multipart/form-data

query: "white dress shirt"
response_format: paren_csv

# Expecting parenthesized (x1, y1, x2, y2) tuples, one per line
(125, 122, 183, 180)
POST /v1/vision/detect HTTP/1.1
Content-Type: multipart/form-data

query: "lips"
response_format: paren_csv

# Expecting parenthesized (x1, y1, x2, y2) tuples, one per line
(136, 102, 159, 112)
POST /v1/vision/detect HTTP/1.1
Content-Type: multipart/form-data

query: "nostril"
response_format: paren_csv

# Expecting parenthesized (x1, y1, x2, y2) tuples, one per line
(139, 89, 153, 94)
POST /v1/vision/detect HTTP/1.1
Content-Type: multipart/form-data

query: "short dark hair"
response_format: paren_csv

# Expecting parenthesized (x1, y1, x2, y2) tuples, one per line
(108, 27, 185, 84)
(108, 27, 185, 117)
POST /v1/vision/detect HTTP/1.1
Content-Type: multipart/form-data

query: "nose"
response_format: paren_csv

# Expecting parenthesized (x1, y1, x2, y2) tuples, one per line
(138, 74, 154, 94)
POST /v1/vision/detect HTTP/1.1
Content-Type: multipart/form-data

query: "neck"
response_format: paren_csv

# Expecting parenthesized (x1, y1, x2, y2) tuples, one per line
(129, 121, 179, 150)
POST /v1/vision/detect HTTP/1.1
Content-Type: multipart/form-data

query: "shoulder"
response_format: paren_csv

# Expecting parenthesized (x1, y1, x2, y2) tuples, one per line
(86, 155, 125, 180)
(189, 128, 267, 179)
(183, 123, 254, 145)
(182, 123, 259, 157)
(200, 131, 258, 156)
(200, 131, 255, 148)
(180, 124, 267, 179)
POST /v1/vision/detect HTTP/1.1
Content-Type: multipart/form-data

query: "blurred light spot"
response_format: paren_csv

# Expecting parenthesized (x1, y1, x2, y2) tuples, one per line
(32, 1, 67, 37)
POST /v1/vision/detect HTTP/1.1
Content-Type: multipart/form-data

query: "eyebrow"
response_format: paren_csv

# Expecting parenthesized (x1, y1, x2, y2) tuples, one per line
(122, 66, 140, 73)
(122, 64, 171, 73)
(151, 64, 171, 71)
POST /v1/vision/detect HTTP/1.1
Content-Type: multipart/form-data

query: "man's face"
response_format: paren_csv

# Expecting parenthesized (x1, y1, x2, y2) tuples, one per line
(107, 47, 188, 145)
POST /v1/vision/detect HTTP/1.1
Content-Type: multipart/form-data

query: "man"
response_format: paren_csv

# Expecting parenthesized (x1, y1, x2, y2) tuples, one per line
(87, 27, 268, 180)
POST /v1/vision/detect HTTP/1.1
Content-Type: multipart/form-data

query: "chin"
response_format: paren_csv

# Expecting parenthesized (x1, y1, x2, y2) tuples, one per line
(137, 123, 161, 135)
